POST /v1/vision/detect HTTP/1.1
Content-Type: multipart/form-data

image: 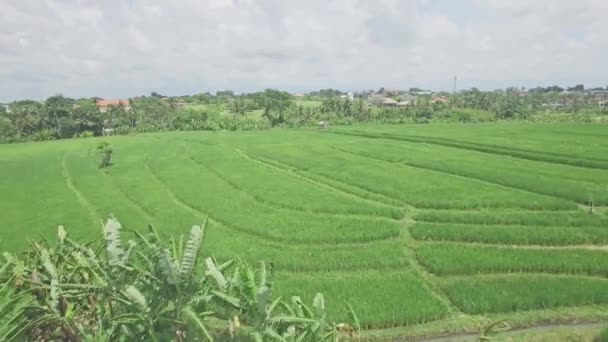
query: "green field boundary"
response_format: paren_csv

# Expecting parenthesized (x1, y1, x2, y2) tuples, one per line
(400, 212, 463, 316)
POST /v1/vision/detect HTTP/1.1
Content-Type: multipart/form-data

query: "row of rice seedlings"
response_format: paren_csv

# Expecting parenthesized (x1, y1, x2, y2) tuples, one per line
(188, 146, 403, 218)
(204, 221, 408, 272)
(410, 222, 608, 246)
(330, 129, 608, 170)
(275, 270, 448, 328)
(416, 242, 608, 277)
(248, 143, 576, 210)
(336, 138, 605, 206)
(439, 274, 608, 314)
(351, 122, 608, 162)
(147, 148, 401, 243)
(415, 209, 608, 227)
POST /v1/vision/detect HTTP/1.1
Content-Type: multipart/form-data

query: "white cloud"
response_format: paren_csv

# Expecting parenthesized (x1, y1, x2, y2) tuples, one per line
(0, 0, 606, 101)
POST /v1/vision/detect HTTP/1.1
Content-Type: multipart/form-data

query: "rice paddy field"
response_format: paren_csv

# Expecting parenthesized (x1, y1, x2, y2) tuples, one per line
(1, 122, 607, 337)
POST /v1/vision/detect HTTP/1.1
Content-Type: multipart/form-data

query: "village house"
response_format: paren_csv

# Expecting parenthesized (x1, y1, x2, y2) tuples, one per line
(383, 98, 398, 107)
(95, 99, 131, 113)
(430, 96, 449, 104)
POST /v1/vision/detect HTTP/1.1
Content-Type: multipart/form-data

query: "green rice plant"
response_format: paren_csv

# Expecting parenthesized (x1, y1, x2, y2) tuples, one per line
(147, 150, 400, 243)
(275, 270, 449, 329)
(440, 274, 608, 314)
(416, 242, 608, 276)
(205, 224, 408, 272)
(331, 125, 608, 170)
(3, 124, 608, 332)
(64, 152, 150, 232)
(410, 222, 608, 246)
(247, 143, 574, 210)
(188, 146, 402, 218)
(335, 138, 607, 206)
(351, 123, 608, 164)
(415, 209, 608, 226)
(96, 142, 112, 168)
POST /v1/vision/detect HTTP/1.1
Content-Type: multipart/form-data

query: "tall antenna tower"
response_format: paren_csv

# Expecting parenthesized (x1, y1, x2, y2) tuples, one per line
(453, 76, 457, 93)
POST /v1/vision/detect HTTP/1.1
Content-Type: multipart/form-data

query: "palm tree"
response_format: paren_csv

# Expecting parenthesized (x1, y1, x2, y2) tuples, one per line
(230, 98, 248, 121)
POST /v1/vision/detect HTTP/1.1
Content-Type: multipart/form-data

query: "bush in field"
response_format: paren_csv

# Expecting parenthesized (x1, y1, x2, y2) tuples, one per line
(0, 217, 359, 341)
(97, 142, 113, 168)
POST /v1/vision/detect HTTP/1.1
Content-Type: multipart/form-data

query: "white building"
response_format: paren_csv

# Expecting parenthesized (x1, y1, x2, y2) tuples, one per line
(340, 92, 354, 101)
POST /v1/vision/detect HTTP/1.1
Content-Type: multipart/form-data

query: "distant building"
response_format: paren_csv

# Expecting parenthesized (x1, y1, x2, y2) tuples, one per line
(96, 99, 131, 113)
(292, 93, 306, 98)
(599, 101, 608, 108)
(340, 92, 354, 101)
(397, 101, 410, 107)
(383, 98, 398, 107)
(430, 96, 449, 104)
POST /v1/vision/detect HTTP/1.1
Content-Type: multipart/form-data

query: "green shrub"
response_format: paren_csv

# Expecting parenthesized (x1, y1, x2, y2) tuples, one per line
(29, 128, 58, 141)
(97, 142, 113, 168)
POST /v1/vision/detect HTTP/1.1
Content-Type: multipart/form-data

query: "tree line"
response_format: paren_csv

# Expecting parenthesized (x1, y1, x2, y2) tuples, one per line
(1, 87, 606, 143)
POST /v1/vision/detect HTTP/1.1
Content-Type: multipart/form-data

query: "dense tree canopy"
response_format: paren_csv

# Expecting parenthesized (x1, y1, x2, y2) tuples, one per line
(0, 85, 606, 143)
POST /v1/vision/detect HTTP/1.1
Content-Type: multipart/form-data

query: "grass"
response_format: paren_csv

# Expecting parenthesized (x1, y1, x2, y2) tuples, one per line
(335, 138, 607, 205)
(1, 122, 608, 335)
(275, 270, 449, 329)
(416, 242, 608, 276)
(188, 145, 402, 217)
(410, 222, 608, 245)
(415, 209, 608, 226)
(246, 143, 573, 210)
(440, 274, 608, 314)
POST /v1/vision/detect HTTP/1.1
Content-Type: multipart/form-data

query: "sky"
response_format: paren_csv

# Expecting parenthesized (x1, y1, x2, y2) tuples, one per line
(1, 0, 607, 101)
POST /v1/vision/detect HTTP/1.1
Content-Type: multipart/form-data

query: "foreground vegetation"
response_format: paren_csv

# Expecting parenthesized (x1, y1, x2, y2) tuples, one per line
(0, 218, 359, 341)
(0, 122, 607, 339)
